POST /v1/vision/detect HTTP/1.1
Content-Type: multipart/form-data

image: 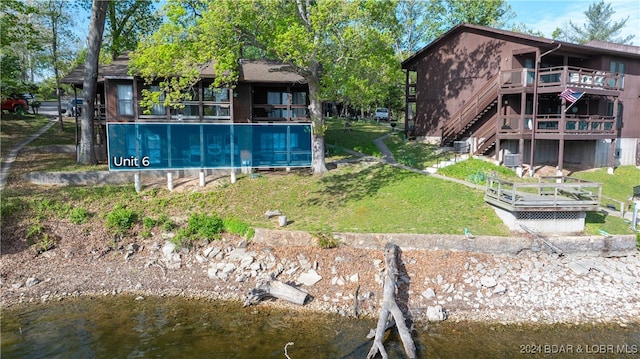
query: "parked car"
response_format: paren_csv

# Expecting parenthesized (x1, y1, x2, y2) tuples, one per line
(66, 98, 83, 116)
(373, 107, 389, 121)
(1, 95, 29, 113)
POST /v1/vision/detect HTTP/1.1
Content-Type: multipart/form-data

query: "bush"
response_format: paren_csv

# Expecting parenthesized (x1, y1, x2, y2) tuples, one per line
(175, 213, 224, 245)
(142, 216, 158, 229)
(69, 207, 90, 225)
(223, 217, 254, 238)
(314, 231, 340, 249)
(106, 206, 137, 235)
(467, 171, 487, 184)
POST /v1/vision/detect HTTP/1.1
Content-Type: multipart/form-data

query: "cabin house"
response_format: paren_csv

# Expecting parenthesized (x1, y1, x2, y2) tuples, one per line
(402, 24, 640, 174)
(61, 53, 310, 163)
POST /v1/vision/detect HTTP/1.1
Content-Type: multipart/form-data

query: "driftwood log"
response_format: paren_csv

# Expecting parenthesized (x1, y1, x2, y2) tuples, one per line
(243, 280, 308, 307)
(367, 242, 416, 359)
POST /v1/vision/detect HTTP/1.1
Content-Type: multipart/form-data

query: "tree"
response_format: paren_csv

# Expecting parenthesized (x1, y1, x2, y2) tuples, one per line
(131, 0, 399, 175)
(395, 0, 513, 56)
(0, 0, 40, 95)
(78, 0, 108, 165)
(79, 0, 163, 60)
(552, 1, 635, 45)
(37, 0, 79, 130)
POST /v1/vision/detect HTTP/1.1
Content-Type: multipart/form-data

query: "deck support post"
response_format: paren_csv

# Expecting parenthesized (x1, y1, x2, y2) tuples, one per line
(134, 172, 141, 193)
(167, 172, 174, 191)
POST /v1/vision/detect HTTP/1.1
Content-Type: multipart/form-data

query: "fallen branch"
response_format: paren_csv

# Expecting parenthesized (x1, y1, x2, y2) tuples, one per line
(243, 280, 308, 307)
(367, 242, 416, 359)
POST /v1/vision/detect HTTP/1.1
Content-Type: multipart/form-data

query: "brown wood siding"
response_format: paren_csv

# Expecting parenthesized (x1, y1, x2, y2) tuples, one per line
(233, 84, 252, 122)
(614, 57, 640, 139)
(413, 31, 514, 137)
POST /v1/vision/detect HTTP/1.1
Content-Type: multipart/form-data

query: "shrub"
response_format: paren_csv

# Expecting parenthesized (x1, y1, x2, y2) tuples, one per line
(223, 217, 254, 238)
(142, 216, 158, 229)
(176, 213, 224, 245)
(314, 231, 340, 249)
(106, 206, 137, 235)
(467, 171, 487, 184)
(69, 207, 90, 224)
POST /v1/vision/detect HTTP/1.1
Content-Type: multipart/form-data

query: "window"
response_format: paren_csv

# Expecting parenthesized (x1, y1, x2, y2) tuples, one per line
(609, 61, 625, 89)
(149, 86, 166, 116)
(117, 84, 134, 116)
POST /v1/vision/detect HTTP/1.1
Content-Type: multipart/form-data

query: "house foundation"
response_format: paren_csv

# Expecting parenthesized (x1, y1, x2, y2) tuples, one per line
(492, 207, 586, 234)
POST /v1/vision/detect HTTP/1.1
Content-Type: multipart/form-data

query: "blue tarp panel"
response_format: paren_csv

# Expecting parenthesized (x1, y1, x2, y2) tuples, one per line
(107, 123, 313, 171)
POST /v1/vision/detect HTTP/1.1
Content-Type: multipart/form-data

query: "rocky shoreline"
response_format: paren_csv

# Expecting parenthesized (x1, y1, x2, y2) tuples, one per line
(2, 228, 639, 326)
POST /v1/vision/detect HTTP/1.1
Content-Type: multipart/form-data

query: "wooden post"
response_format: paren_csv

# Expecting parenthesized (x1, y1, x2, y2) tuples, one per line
(367, 242, 416, 359)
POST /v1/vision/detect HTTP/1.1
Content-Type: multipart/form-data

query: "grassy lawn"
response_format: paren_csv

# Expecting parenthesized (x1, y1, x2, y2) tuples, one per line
(0, 114, 50, 160)
(1, 115, 637, 240)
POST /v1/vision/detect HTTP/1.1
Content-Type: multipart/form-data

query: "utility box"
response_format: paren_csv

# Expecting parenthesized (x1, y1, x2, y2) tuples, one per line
(453, 141, 469, 154)
(504, 154, 521, 167)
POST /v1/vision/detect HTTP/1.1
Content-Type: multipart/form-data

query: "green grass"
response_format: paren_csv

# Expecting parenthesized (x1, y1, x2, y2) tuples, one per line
(570, 166, 639, 203)
(0, 114, 50, 159)
(383, 132, 447, 169)
(325, 117, 388, 157)
(437, 157, 520, 183)
(1, 115, 636, 238)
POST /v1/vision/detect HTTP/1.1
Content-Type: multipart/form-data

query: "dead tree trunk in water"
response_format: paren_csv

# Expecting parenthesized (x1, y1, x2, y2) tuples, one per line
(367, 242, 416, 359)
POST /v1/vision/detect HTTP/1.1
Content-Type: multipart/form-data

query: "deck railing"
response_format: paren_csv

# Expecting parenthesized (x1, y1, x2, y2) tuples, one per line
(499, 66, 623, 91)
(485, 176, 602, 212)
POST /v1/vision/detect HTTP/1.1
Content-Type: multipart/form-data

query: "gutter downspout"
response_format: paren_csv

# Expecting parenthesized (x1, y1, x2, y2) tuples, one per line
(529, 43, 561, 177)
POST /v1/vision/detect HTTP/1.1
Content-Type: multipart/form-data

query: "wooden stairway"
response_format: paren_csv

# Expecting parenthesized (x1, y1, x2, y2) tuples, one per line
(441, 75, 499, 146)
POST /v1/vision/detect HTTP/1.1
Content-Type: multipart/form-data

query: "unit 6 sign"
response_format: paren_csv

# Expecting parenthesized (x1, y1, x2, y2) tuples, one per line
(112, 155, 151, 168)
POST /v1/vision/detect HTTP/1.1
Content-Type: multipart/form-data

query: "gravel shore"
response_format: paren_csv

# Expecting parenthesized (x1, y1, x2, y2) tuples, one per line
(2, 223, 639, 326)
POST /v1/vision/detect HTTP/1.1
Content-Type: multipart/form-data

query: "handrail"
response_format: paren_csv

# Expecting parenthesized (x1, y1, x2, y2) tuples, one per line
(500, 65, 622, 91)
(442, 74, 499, 144)
(484, 176, 602, 212)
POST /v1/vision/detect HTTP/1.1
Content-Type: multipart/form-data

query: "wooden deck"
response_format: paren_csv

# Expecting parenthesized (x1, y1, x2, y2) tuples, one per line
(485, 176, 602, 212)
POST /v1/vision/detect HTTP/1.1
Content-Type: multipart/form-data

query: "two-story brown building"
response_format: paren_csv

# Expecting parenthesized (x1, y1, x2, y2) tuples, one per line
(61, 53, 310, 161)
(402, 24, 640, 174)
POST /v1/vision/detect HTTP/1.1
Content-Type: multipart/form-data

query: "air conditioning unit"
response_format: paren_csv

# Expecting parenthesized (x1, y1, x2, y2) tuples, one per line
(504, 154, 521, 167)
(453, 141, 469, 154)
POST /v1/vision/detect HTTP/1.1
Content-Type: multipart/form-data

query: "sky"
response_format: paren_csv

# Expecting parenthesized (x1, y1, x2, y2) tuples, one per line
(71, 0, 640, 46)
(506, 0, 640, 44)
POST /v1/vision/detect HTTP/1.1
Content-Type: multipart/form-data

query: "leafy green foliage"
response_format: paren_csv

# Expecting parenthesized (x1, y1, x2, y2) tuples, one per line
(314, 231, 341, 249)
(552, 0, 635, 44)
(177, 213, 224, 242)
(467, 171, 487, 184)
(69, 207, 90, 225)
(142, 216, 157, 230)
(0, 197, 24, 225)
(223, 217, 254, 239)
(105, 206, 138, 235)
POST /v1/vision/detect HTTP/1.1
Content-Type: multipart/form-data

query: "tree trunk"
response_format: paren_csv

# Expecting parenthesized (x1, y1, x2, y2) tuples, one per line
(78, 0, 107, 165)
(307, 64, 328, 175)
(243, 280, 308, 306)
(367, 242, 416, 359)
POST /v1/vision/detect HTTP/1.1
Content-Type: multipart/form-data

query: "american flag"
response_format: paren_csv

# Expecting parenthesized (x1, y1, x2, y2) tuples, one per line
(559, 88, 584, 103)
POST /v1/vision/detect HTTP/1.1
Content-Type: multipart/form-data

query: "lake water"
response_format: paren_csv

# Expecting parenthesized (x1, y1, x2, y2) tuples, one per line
(2, 296, 639, 358)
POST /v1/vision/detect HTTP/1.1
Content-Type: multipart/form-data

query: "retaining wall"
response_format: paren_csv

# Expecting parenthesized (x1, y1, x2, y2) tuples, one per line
(253, 228, 638, 256)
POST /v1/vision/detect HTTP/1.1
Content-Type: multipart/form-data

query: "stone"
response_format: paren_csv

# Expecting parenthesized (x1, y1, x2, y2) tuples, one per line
(162, 242, 176, 258)
(567, 261, 590, 275)
(297, 269, 322, 286)
(480, 276, 497, 288)
(25, 278, 40, 287)
(493, 284, 507, 294)
(222, 263, 236, 274)
(264, 209, 282, 218)
(349, 273, 359, 282)
(426, 305, 447, 322)
(422, 288, 436, 299)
